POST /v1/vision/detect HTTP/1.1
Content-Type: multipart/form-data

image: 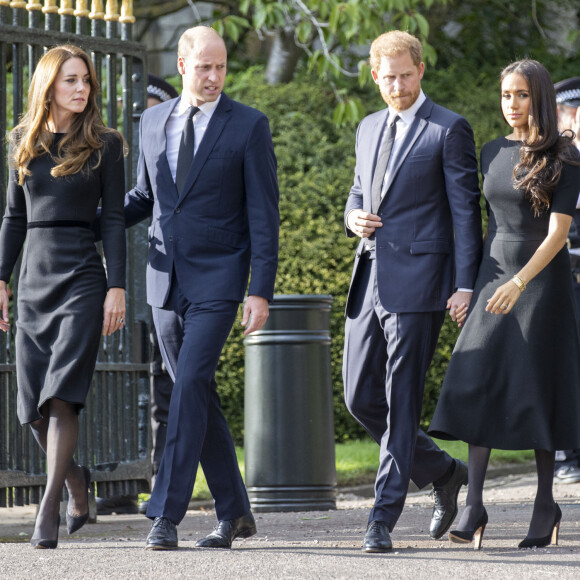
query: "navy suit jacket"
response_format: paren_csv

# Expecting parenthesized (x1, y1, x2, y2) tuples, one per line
(124, 93, 279, 308)
(345, 97, 482, 313)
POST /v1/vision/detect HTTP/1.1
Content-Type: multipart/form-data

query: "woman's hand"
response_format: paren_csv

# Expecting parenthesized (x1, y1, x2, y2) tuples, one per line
(488, 212, 572, 316)
(0, 281, 10, 332)
(485, 280, 522, 314)
(102, 287, 126, 336)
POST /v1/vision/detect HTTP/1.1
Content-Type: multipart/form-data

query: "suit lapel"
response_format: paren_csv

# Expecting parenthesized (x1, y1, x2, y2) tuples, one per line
(369, 109, 389, 175)
(381, 98, 433, 203)
(154, 98, 179, 197)
(176, 94, 232, 205)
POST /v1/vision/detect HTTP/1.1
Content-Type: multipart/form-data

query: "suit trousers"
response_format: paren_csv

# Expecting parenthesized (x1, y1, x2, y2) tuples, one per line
(146, 281, 250, 525)
(343, 254, 452, 530)
(149, 316, 174, 477)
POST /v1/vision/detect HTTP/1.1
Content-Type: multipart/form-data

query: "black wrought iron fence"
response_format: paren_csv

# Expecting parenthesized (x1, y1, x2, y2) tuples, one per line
(0, 0, 152, 508)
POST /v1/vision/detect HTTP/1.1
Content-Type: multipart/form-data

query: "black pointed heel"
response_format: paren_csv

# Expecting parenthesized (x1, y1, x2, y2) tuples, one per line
(31, 515, 61, 549)
(66, 466, 91, 535)
(518, 503, 562, 549)
(449, 508, 488, 550)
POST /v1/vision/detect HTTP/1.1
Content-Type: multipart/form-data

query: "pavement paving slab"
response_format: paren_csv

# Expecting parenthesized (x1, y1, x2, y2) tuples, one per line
(1, 472, 580, 579)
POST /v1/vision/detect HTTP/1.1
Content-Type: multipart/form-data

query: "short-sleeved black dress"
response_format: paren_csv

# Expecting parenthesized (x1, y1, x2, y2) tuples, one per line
(429, 137, 580, 450)
(0, 132, 126, 424)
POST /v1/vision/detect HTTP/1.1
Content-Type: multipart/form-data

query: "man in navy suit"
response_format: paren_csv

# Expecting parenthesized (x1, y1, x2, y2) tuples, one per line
(122, 26, 279, 550)
(343, 30, 482, 552)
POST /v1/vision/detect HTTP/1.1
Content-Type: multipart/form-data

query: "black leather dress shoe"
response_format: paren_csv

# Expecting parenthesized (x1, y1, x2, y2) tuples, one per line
(146, 517, 178, 550)
(362, 520, 392, 553)
(430, 459, 468, 539)
(195, 512, 257, 549)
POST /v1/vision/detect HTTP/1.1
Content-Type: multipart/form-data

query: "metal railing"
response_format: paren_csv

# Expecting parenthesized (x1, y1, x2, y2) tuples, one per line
(0, 0, 152, 507)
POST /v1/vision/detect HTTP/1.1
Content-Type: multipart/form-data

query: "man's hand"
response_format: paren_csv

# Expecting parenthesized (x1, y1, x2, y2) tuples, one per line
(347, 210, 383, 238)
(242, 295, 269, 336)
(447, 290, 473, 328)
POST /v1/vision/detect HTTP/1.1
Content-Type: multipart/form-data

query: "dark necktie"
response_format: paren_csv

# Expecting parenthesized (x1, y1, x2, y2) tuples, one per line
(371, 115, 399, 214)
(175, 105, 199, 193)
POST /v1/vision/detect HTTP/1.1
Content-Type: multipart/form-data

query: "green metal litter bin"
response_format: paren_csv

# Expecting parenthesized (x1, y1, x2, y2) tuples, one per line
(244, 295, 337, 512)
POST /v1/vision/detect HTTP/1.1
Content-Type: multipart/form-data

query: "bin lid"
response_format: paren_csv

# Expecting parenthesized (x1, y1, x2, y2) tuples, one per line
(270, 295, 334, 306)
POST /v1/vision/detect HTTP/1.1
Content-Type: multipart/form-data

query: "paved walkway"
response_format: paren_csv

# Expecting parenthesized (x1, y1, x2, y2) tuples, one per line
(1, 471, 580, 579)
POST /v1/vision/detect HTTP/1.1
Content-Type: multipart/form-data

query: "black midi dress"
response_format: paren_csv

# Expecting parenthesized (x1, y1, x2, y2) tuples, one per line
(0, 132, 126, 424)
(428, 137, 580, 451)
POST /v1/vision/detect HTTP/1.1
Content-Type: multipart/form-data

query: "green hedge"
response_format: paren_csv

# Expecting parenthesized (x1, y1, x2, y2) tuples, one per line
(214, 59, 575, 443)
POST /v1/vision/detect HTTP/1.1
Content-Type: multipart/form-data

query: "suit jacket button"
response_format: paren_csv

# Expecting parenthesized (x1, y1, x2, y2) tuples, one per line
(169, 236, 173, 242)
(175, 207, 181, 214)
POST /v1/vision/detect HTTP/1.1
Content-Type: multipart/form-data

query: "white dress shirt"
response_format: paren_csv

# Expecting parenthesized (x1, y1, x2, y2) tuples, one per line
(165, 94, 222, 182)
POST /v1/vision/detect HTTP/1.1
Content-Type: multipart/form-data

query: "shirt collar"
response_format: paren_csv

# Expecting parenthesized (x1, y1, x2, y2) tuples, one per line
(177, 93, 222, 117)
(388, 90, 426, 124)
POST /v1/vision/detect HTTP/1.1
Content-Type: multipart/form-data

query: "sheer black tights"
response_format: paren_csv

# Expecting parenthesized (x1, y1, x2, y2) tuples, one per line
(454, 444, 490, 532)
(454, 445, 557, 538)
(526, 449, 557, 539)
(29, 399, 87, 541)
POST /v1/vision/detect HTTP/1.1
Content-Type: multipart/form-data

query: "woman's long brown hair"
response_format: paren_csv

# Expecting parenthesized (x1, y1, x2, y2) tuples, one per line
(10, 44, 121, 185)
(501, 59, 580, 216)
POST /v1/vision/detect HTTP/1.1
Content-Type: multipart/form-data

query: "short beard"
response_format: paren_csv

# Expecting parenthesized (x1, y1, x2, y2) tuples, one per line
(382, 86, 420, 112)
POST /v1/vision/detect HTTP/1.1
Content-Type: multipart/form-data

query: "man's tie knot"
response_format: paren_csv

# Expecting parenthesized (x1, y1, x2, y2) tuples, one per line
(186, 105, 199, 122)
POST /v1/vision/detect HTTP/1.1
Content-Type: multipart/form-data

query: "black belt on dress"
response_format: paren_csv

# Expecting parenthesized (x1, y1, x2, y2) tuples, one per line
(27, 220, 91, 229)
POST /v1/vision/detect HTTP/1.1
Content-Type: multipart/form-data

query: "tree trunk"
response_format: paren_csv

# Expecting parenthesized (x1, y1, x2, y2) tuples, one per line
(265, 27, 302, 85)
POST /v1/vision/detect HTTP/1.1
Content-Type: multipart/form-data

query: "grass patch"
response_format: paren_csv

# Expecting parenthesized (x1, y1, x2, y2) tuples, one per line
(335, 439, 380, 486)
(139, 438, 535, 502)
(335, 438, 535, 488)
(431, 439, 535, 466)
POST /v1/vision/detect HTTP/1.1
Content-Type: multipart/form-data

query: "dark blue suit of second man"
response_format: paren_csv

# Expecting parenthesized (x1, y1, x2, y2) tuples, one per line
(344, 94, 482, 535)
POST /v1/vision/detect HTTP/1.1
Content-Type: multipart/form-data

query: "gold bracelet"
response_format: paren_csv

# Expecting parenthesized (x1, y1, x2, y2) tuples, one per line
(511, 275, 526, 293)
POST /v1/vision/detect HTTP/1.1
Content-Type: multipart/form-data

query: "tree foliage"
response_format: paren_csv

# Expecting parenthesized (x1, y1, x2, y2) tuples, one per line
(214, 0, 441, 72)
(426, 0, 580, 70)
(135, 1, 448, 124)
(211, 0, 446, 125)
(135, 1, 579, 124)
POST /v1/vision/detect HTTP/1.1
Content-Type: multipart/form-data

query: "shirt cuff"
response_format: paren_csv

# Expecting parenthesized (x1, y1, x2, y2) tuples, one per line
(457, 288, 473, 293)
(345, 209, 357, 232)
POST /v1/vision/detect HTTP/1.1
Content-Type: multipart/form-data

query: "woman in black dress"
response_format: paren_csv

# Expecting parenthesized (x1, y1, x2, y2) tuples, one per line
(0, 45, 126, 548)
(429, 60, 580, 549)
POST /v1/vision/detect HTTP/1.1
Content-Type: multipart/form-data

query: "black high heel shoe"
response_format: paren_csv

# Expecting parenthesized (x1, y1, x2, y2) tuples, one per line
(518, 503, 562, 549)
(449, 508, 488, 550)
(30, 515, 61, 549)
(66, 466, 91, 535)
